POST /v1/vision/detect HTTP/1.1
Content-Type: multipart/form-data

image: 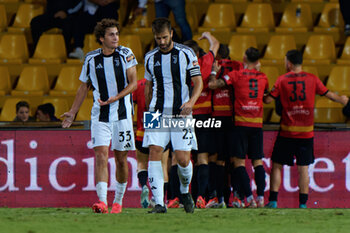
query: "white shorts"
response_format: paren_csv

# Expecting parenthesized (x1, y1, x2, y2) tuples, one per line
(91, 117, 135, 151)
(142, 117, 198, 151)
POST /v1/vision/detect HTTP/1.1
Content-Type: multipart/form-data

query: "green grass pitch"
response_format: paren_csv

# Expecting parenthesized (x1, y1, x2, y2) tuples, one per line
(1, 208, 350, 233)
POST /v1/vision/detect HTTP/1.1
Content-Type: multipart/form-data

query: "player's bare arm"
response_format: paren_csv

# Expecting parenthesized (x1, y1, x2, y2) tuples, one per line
(144, 80, 153, 110)
(98, 66, 138, 106)
(325, 91, 349, 105)
(199, 31, 219, 57)
(208, 60, 225, 89)
(61, 82, 89, 128)
(180, 75, 203, 116)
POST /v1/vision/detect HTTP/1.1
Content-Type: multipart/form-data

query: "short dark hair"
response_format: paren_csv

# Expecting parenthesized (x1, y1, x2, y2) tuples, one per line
(94, 18, 120, 45)
(217, 44, 230, 59)
(245, 47, 260, 63)
(286, 49, 303, 65)
(16, 101, 29, 112)
(37, 103, 55, 117)
(152, 18, 171, 34)
(183, 40, 200, 54)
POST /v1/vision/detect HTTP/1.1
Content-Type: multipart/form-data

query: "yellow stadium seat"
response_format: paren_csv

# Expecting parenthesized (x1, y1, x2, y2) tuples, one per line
(326, 66, 350, 96)
(186, 3, 199, 33)
(0, 66, 11, 96)
(315, 97, 344, 108)
(314, 3, 344, 33)
(228, 35, 257, 62)
(11, 66, 49, 96)
(193, 34, 210, 52)
(276, 3, 313, 32)
(0, 4, 7, 31)
(237, 3, 275, 32)
(200, 3, 236, 31)
(83, 34, 100, 54)
(303, 66, 319, 77)
(269, 109, 281, 123)
(337, 37, 350, 65)
(7, 3, 43, 32)
(119, 34, 143, 62)
(137, 64, 145, 81)
(303, 35, 336, 65)
(261, 35, 296, 65)
(49, 66, 83, 96)
(260, 66, 280, 88)
(29, 34, 67, 64)
(0, 34, 29, 64)
(0, 98, 29, 121)
(314, 108, 345, 123)
(291, 0, 323, 2)
(75, 98, 93, 121)
(42, 98, 69, 119)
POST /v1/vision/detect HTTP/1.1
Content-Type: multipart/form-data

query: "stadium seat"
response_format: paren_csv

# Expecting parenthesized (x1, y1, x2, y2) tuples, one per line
(300, 66, 318, 79)
(237, 3, 275, 32)
(0, 4, 7, 31)
(269, 109, 281, 123)
(83, 34, 100, 54)
(261, 35, 296, 65)
(49, 66, 83, 97)
(228, 35, 257, 62)
(260, 66, 280, 88)
(0, 34, 29, 64)
(314, 3, 344, 33)
(29, 34, 67, 64)
(291, 0, 323, 2)
(276, 3, 313, 32)
(200, 3, 236, 31)
(137, 64, 145, 81)
(326, 66, 350, 96)
(0, 66, 11, 96)
(193, 34, 210, 52)
(186, 3, 199, 33)
(0, 98, 29, 121)
(7, 3, 44, 32)
(337, 37, 350, 65)
(303, 35, 336, 65)
(11, 66, 49, 96)
(42, 98, 69, 119)
(314, 108, 345, 123)
(119, 34, 143, 63)
(75, 98, 93, 121)
(315, 97, 344, 108)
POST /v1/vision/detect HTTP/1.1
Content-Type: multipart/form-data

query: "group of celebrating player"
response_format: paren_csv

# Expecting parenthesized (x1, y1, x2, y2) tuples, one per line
(62, 17, 350, 214)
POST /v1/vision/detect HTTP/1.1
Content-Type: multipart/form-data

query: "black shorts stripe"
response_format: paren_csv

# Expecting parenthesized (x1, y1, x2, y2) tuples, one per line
(171, 49, 181, 115)
(94, 54, 109, 122)
(113, 52, 127, 120)
(154, 52, 164, 112)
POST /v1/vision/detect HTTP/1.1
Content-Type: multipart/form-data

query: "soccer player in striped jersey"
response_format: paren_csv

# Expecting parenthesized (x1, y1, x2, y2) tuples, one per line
(209, 47, 268, 208)
(264, 50, 349, 208)
(61, 19, 138, 214)
(143, 18, 203, 213)
(183, 32, 219, 209)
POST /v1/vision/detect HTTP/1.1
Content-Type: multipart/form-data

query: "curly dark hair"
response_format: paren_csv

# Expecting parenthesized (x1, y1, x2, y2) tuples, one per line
(94, 18, 120, 45)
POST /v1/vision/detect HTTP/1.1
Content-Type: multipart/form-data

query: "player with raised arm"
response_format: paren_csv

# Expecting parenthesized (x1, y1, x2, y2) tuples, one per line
(264, 50, 349, 208)
(143, 18, 203, 213)
(61, 18, 137, 214)
(209, 47, 268, 208)
(183, 31, 219, 209)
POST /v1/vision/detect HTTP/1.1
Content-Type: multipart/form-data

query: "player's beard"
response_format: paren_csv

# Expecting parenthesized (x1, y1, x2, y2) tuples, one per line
(159, 40, 172, 51)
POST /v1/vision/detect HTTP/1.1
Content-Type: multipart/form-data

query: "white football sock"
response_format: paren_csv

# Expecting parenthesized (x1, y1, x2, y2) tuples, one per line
(96, 181, 108, 204)
(148, 161, 164, 206)
(113, 181, 127, 205)
(177, 161, 193, 194)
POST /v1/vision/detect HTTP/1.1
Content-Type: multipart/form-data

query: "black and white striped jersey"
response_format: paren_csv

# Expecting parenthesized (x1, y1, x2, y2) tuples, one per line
(79, 46, 137, 122)
(144, 42, 201, 116)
